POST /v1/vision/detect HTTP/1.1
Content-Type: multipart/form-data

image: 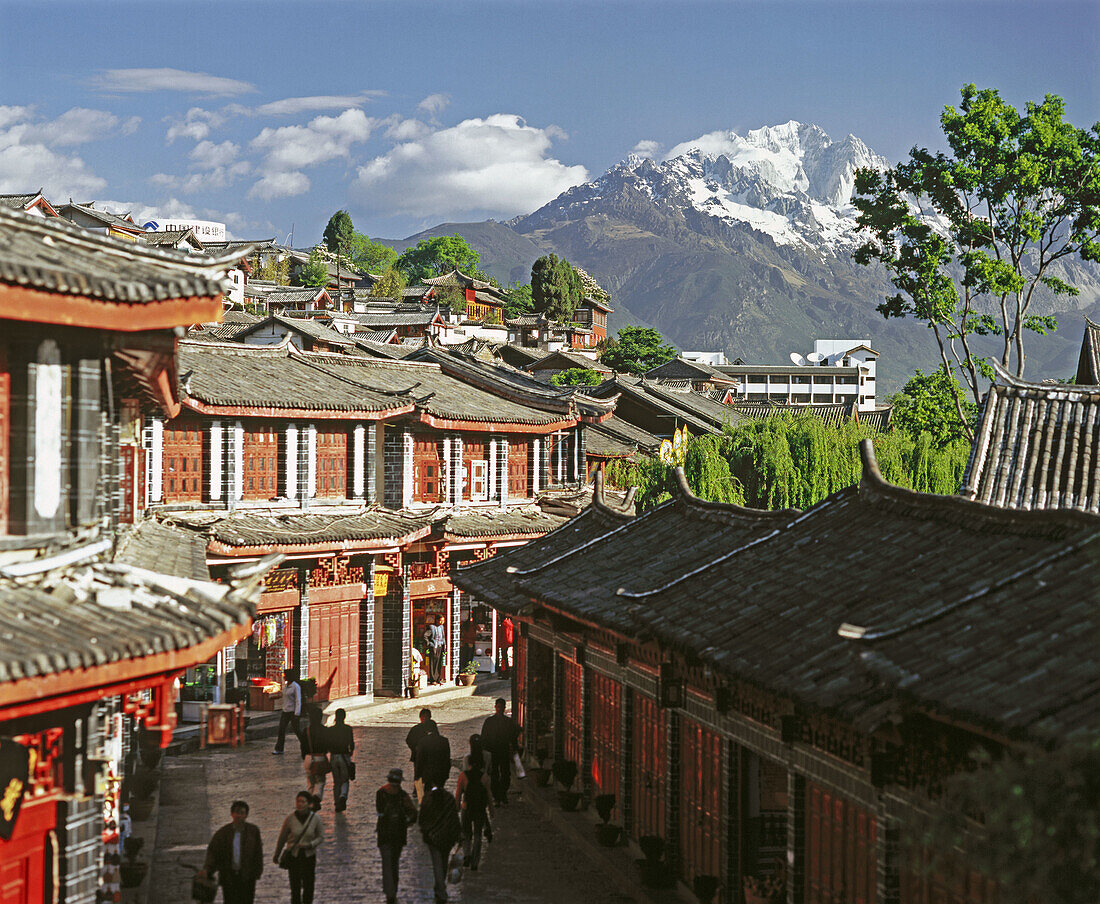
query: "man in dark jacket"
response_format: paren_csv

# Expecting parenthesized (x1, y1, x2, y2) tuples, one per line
(481, 698, 519, 805)
(376, 768, 417, 904)
(406, 708, 437, 802)
(415, 724, 452, 794)
(201, 800, 263, 904)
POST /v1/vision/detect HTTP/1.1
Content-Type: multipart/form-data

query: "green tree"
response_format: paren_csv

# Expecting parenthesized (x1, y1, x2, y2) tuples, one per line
(890, 367, 977, 448)
(349, 232, 398, 275)
(254, 252, 289, 285)
(550, 367, 604, 387)
(297, 248, 329, 287)
(531, 254, 584, 323)
(853, 84, 1100, 440)
(505, 282, 534, 319)
(373, 267, 407, 301)
(599, 326, 677, 375)
(913, 733, 1100, 904)
(395, 235, 483, 283)
(322, 209, 355, 261)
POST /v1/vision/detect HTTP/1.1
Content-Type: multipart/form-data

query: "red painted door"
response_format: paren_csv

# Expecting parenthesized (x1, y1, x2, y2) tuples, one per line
(679, 718, 723, 892)
(561, 658, 584, 768)
(806, 782, 877, 904)
(631, 693, 667, 841)
(308, 600, 359, 701)
(162, 419, 203, 502)
(0, 795, 55, 904)
(589, 671, 621, 795)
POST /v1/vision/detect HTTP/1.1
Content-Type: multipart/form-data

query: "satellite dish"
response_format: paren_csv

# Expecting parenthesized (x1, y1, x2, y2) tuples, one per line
(789, 352, 807, 366)
(807, 352, 826, 364)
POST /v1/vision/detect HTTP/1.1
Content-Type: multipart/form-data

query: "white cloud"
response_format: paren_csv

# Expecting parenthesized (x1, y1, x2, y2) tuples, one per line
(254, 92, 384, 116)
(249, 171, 310, 201)
(0, 106, 112, 197)
(632, 139, 660, 159)
(0, 106, 32, 129)
(417, 93, 451, 116)
(165, 107, 226, 144)
(384, 118, 431, 141)
(150, 161, 250, 194)
(248, 108, 376, 200)
(26, 108, 139, 146)
(353, 114, 588, 219)
(91, 68, 256, 97)
(190, 140, 239, 170)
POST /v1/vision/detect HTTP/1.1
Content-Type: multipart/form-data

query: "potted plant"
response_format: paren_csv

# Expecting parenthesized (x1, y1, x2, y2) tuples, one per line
(119, 837, 147, 888)
(637, 835, 675, 888)
(594, 794, 622, 846)
(553, 760, 581, 811)
(457, 660, 478, 686)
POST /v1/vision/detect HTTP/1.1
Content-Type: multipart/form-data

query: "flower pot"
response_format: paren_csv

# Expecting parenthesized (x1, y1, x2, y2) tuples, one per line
(596, 823, 622, 846)
(407, 684, 420, 698)
(456, 673, 475, 687)
(557, 790, 582, 811)
(530, 767, 552, 787)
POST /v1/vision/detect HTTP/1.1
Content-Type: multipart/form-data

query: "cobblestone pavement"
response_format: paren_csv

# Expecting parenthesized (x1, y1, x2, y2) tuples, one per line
(151, 691, 637, 904)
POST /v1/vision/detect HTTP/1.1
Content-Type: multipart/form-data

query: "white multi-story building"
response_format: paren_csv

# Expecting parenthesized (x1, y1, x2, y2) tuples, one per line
(716, 339, 879, 412)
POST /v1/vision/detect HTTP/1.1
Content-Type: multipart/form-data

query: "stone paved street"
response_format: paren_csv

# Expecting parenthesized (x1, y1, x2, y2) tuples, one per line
(151, 689, 637, 904)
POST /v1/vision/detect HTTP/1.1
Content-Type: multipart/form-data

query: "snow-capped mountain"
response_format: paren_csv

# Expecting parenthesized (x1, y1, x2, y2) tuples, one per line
(521, 121, 890, 251)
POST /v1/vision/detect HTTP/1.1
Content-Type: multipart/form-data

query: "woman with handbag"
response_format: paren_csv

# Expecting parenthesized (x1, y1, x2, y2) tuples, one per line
(273, 791, 323, 904)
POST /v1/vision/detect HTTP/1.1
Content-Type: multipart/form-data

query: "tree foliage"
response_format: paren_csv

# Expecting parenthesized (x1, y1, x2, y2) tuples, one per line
(322, 209, 355, 261)
(349, 232, 397, 275)
(550, 367, 603, 387)
(373, 267, 407, 300)
(599, 326, 677, 375)
(853, 84, 1100, 440)
(531, 254, 584, 323)
(890, 367, 977, 448)
(396, 235, 483, 283)
(297, 248, 330, 287)
(605, 415, 971, 512)
(505, 282, 535, 319)
(254, 252, 289, 285)
(912, 733, 1100, 904)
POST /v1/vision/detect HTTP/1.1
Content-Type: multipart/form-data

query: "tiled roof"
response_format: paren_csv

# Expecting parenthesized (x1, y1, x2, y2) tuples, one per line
(498, 345, 548, 369)
(590, 375, 741, 435)
(959, 367, 1100, 513)
(440, 508, 568, 541)
(726, 400, 860, 428)
(0, 546, 269, 686)
(645, 357, 733, 382)
(356, 340, 417, 360)
(1075, 317, 1100, 385)
(421, 269, 498, 292)
(114, 519, 210, 582)
(586, 415, 663, 457)
(235, 314, 356, 348)
(0, 191, 43, 209)
(356, 329, 398, 344)
(221, 310, 262, 324)
(0, 206, 245, 304)
(58, 202, 143, 232)
(528, 350, 612, 373)
(168, 507, 433, 553)
(245, 285, 328, 306)
(462, 444, 1100, 741)
(351, 310, 439, 327)
(139, 228, 203, 249)
(857, 406, 893, 432)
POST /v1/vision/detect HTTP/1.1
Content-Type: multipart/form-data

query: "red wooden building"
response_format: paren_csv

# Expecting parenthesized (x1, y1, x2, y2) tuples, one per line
(455, 439, 1099, 904)
(0, 207, 274, 904)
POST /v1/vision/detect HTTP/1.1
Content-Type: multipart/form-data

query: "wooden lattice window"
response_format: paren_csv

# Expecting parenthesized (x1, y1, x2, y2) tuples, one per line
(163, 420, 203, 502)
(464, 439, 487, 500)
(413, 435, 441, 502)
(508, 440, 528, 498)
(242, 424, 279, 500)
(316, 429, 347, 498)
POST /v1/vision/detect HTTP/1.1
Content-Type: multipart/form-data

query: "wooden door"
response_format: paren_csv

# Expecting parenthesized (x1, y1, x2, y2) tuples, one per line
(0, 795, 54, 904)
(507, 440, 528, 498)
(589, 671, 622, 795)
(631, 693, 667, 841)
(561, 657, 584, 768)
(413, 436, 442, 502)
(308, 600, 359, 701)
(806, 782, 877, 904)
(316, 428, 347, 498)
(162, 419, 203, 502)
(242, 424, 278, 500)
(679, 718, 724, 891)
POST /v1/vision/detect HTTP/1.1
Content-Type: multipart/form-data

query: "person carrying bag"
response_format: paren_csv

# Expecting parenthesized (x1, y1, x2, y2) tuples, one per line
(273, 791, 323, 904)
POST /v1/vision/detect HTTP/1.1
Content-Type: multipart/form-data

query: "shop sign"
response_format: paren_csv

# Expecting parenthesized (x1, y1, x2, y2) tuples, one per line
(0, 737, 30, 841)
(374, 571, 390, 597)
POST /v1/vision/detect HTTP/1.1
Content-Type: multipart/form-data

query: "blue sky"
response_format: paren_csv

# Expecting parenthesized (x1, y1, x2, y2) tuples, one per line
(1, 1, 1096, 242)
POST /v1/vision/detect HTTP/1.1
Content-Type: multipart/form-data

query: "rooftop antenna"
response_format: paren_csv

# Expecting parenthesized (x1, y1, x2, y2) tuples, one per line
(807, 351, 826, 364)
(789, 352, 807, 366)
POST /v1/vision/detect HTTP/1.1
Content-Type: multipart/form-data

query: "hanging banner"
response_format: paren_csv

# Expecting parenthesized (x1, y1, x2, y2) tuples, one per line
(0, 737, 31, 841)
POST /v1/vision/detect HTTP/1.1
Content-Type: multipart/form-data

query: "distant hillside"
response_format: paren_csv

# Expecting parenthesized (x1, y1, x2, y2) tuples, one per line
(379, 221, 545, 286)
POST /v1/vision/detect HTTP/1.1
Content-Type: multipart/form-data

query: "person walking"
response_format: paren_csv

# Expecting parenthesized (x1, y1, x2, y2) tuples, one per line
(418, 785, 462, 904)
(415, 723, 452, 800)
(273, 791, 323, 904)
(299, 706, 329, 808)
(327, 708, 354, 813)
(273, 668, 302, 754)
(480, 698, 519, 806)
(465, 733, 491, 772)
(427, 614, 447, 685)
(498, 617, 513, 677)
(455, 756, 493, 870)
(406, 709, 436, 803)
(375, 768, 418, 904)
(200, 800, 263, 904)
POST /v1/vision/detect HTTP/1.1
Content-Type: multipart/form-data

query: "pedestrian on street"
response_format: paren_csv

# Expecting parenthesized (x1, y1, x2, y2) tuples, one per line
(415, 723, 452, 801)
(375, 768, 418, 904)
(327, 708, 354, 813)
(406, 708, 436, 803)
(427, 614, 447, 685)
(459, 613, 477, 671)
(418, 785, 462, 903)
(455, 756, 493, 870)
(480, 698, 519, 806)
(200, 800, 263, 904)
(273, 791, 323, 904)
(465, 733, 491, 772)
(299, 706, 329, 808)
(498, 617, 513, 677)
(273, 668, 302, 755)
